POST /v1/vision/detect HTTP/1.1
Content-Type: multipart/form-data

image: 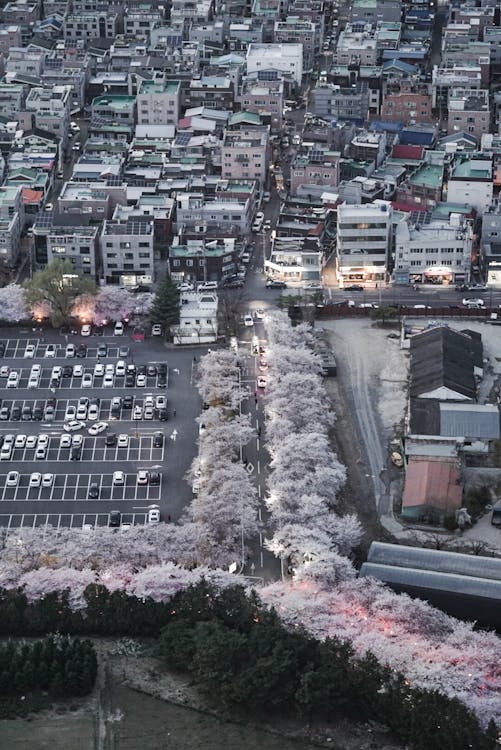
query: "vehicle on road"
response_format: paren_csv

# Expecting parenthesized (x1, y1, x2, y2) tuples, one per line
(345, 284, 364, 291)
(252, 212, 264, 232)
(257, 375, 266, 389)
(88, 421, 108, 436)
(151, 324, 162, 336)
(244, 314, 254, 327)
(64, 419, 86, 432)
(266, 279, 287, 289)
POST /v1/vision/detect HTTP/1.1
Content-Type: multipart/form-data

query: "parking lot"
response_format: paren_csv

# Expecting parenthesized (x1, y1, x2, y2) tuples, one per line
(0, 329, 204, 530)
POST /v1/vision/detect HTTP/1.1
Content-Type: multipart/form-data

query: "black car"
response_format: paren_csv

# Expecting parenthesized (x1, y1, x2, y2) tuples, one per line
(0, 342, 5, 357)
(158, 408, 168, 421)
(63, 365, 73, 378)
(97, 343, 108, 357)
(76, 344, 87, 358)
(70, 446, 81, 460)
(345, 284, 364, 291)
(11, 405, 21, 421)
(147, 364, 157, 377)
(153, 431, 164, 448)
(88, 482, 100, 499)
(105, 433, 117, 446)
(50, 377, 60, 388)
(89, 397, 101, 406)
(266, 279, 287, 289)
(109, 510, 121, 528)
(157, 373, 167, 387)
(122, 395, 134, 409)
(149, 472, 161, 486)
(125, 373, 135, 387)
(158, 363, 167, 375)
(137, 364, 147, 375)
(21, 406, 32, 421)
(33, 405, 43, 421)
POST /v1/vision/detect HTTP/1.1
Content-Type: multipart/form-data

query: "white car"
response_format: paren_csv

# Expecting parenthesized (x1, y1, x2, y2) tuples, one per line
(144, 406, 154, 420)
(6, 470, 19, 486)
(45, 344, 57, 358)
(93, 363, 104, 377)
(24, 344, 36, 358)
(244, 314, 254, 327)
(76, 404, 88, 420)
(151, 324, 162, 336)
(115, 360, 126, 377)
(60, 433, 72, 448)
(136, 374, 146, 387)
(114, 321, 124, 336)
(51, 366, 62, 379)
(71, 434, 83, 447)
(35, 445, 47, 460)
(155, 395, 167, 410)
(29, 472, 42, 487)
(82, 373, 93, 388)
(7, 371, 19, 388)
(105, 363, 115, 375)
(87, 404, 99, 421)
(103, 374, 114, 387)
(0, 366, 9, 377)
(65, 405, 77, 421)
(0, 444, 12, 460)
(117, 434, 129, 448)
(81, 324, 91, 336)
(73, 364, 84, 377)
(137, 470, 149, 485)
(255, 309, 264, 320)
(133, 405, 143, 420)
(14, 434, 27, 448)
(113, 470, 125, 485)
(64, 419, 85, 432)
(65, 344, 75, 358)
(42, 473, 54, 487)
(26, 435, 37, 448)
(462, 298, 485, 308)
(88, 421, 108, 436)
(257, 375, 266, 389)
(148, 507, 160, 525)
(37, 434, 49, 447)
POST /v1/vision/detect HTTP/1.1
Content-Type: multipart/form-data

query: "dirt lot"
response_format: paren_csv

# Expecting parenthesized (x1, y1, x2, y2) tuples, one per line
(0, 643, 404, 750)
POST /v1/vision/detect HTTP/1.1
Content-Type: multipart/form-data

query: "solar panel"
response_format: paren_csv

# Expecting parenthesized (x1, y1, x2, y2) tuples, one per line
(175, 132, 192, 146)
(34, 212, 54, 229)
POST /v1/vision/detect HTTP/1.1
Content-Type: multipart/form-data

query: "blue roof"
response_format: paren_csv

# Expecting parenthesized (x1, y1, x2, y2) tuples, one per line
(382, 59, 418, 74)
(370, 120, 403, 133)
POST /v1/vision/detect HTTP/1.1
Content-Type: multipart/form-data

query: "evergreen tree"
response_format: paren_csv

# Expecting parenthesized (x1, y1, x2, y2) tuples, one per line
(150, 275, 180, 338)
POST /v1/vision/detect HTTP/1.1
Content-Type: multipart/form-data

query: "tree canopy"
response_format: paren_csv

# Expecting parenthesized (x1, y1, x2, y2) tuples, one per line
(23, 259, 97, 326)
(150, 275, 180, 336)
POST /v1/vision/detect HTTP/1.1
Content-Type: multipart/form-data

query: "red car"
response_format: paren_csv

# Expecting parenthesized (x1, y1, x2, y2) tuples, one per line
(132, 326, 145, 342)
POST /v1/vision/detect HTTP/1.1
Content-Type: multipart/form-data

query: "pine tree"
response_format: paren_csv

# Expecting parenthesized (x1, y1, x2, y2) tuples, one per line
(150, 275, 180, 338)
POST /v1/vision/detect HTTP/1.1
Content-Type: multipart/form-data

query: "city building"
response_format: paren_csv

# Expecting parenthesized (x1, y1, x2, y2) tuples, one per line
(313, 82, 369, 124)
(221, 127, 269, 184)
(394, 212, 473, 285)
(24, 85, 71, 148)
(136, 80, 180, 126)
(246, 43, 303, 86)
(172, 291, 218, 345)
(100, 218, 154, 285)
(336, 201, 392, 285)
(446, 156, 493, 215)
(447, 88, 490, 142)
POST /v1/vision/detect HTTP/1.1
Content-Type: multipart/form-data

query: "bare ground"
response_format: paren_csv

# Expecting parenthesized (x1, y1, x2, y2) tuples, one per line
(0, 641, 404, 750)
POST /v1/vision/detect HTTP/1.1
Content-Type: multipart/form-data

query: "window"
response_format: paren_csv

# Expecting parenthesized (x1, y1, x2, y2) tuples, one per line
(186, 260, 193, 267)
(138, 252, 149, 258)
(139, 242, 149, 248)
(52, 246, 66, 254)
(80, 247, 90, 254)
(172, 259, 180, 267)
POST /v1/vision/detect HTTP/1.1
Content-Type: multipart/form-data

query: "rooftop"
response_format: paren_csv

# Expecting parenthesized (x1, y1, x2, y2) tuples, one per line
(409, 164, 443, 189)
(451, 159, 491, 180)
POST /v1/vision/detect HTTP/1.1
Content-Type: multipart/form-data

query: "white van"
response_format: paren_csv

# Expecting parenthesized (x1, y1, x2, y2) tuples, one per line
(198, 281, 218, 292)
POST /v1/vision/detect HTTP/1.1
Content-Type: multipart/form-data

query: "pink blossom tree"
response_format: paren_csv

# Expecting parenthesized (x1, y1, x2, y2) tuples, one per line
(0, 284, 29, 322)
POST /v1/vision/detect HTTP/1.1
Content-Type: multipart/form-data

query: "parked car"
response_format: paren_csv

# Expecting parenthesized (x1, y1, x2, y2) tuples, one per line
(88, 482, 100, 499)
(82, 372, 93, 388)
(45, 344, 57, 358)
(88, 421, 108, 436)
(24, 344, 36, 358)
(151, 324, 162, 336)
(114, 321, 124, 336)
(265, 279, 287, 289)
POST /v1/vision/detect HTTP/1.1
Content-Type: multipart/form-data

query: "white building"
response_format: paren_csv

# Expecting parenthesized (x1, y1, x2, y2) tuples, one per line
(136, 80, 180, 127)
(336, 201, 391, 285)
(173, 291, 218, 345)
(446, 157, 493, 215)
(395, 214, 473, 285)
(246, 43, 303, 86)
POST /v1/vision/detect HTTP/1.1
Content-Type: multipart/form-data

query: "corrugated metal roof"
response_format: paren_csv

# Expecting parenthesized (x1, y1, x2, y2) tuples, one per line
(440, 403, 500, 439)
(410, 327, 477, 399)
(402, 456, 462, 510)
(360, 562, 501, 601)
(367, 542, 501, 582)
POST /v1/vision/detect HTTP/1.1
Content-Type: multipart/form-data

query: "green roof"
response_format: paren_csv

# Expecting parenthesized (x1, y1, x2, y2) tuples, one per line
(452, 160, 491, 180)
(92, 95, 136, 109)
(228, 110, 262, 125)
(432, 202, 473, 217)
(139, 80, 179, 95)
(409, 164, 443, 189)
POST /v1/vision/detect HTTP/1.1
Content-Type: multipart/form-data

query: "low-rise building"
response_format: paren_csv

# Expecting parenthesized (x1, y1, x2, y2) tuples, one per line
(289, 147, 340, 195)
(313, 82, 369, 124)
(274, 19, 316, 73)
(447, 88, 490, 142)
(394, 212, 473, 285)
(336, 200, 392, 285)
(136, 80, 180, 126)
(246, 43, 303, 86)
(238, 78, 284, 132)
(100, 218, 154, 285)
(446, 155, 493, 215)
(265, 236, 323, 283)
(173, 291, 218, 345)
(176, 192, 253, 235)
(336, 24, 378, 66)
(169, 238, 243, 285)
(381, 79, 433, 125)
(24, 85, 71, 148)
(221, 127, 269, 184)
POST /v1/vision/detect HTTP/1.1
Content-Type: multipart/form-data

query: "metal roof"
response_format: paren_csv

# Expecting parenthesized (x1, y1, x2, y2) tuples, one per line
(440, 403, 500, 439)
(367, 542, 501, 582)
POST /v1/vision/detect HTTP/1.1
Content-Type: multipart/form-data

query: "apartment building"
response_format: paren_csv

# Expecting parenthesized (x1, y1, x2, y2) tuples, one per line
(0, 186, 24, 266)
(24, 85, 72, 148)
(100, 219, 154, 285)
(239, 78, 284, 131)
(336, 201, 392, 284)
(0, 83, 26, 118)
(274, 19, 316, 73)
(5, 46, 44, 77)
(313, 82, 369, 124)
(381, 79, 433, 125)
(169, 238, 243, 284)
(336, 25, 378, 66)
(246, 43, 303, 86)
(176, 192, 253, 235)
(221, 127, 269, 184)
(395, 213, 473, 285)
(447, 88, 490, 142)
(45, 226, 100, 277)
(446, 156, 493, 214)
(63, 11, 120, 42)
(136, 80, 180, 126)
(290, 148, 340, 195)
(173, 291, 218, 345)
(91, 95, 136, 127)
(185, 75, 234, 110)
(0, 25, 21, 56)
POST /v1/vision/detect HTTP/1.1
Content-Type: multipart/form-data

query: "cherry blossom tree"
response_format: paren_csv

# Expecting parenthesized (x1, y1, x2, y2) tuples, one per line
(196, 350, 243, 411)
(18, 567, 96, 610)
(0, 284, 29, 322)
